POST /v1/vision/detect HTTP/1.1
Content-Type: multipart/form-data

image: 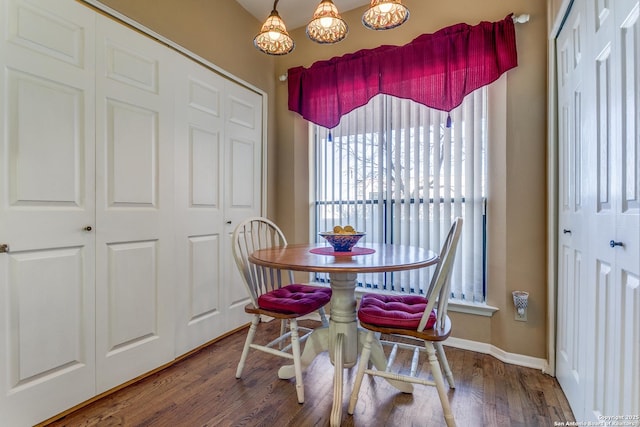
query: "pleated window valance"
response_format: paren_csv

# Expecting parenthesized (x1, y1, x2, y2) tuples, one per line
(287, 14, 518, 129)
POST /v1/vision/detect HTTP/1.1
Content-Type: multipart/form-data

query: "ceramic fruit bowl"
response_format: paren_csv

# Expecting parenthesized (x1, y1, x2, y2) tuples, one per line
(319, 232, 365, 252)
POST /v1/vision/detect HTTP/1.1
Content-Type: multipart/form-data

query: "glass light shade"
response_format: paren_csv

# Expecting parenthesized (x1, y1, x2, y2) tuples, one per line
(362, 0, 410, 30)
(254, 10, 294, 55)
(306, 0, 348, 44)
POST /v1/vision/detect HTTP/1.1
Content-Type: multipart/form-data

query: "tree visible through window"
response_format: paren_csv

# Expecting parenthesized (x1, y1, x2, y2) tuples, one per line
(312, 89, 487, 303)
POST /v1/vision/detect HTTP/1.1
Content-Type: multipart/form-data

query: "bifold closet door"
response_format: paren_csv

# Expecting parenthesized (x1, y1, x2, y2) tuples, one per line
(94, 14, 176, 393)
(173, 54, 264, 354)
(556, 0, 639, 421)
(0, 0, 266, 423)
(221, 79, 264, 332)
(173, 55, 229, 355)
(0, 1, 97, 425)
(555, 0, 589, 418)
(585, 0, 639, 419)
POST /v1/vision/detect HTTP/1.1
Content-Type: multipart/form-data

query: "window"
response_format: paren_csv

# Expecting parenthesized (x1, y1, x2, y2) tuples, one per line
(312, 88, 487, 303)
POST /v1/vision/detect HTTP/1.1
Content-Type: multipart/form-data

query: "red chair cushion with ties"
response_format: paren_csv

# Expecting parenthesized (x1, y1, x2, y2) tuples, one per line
(358, 293, 437, 329)
(258, 284, 332, 316)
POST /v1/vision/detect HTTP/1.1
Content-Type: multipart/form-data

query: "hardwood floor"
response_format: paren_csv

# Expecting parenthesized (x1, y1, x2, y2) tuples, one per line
(44, 320, 575, 427)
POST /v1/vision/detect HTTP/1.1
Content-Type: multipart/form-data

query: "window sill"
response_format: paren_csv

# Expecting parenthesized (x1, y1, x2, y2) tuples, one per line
(447, 300, 499, 317)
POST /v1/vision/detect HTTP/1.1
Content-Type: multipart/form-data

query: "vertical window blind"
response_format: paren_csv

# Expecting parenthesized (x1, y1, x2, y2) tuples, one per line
(312, 88, 487, 303)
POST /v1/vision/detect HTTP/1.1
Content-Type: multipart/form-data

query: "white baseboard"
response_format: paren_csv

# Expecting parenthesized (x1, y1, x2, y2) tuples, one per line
(444, 336, 549, 372)
(292, 311, 550, 373)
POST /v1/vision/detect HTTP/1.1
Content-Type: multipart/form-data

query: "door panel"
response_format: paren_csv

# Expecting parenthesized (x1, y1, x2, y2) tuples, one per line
(187, 235, 221, 321)
(224, 82, 263, 225)
(555, 1, 589, 417)
(6, 0, 86, 66)
(106, 101, 158, 206)
(5, 70, 91, 244)
(94, 14, 175, 393)
(105, 241, 159, 352)
(556, 0, 640, 421)
(619, 270, 639, 415)
(556, 246, 585, 403)
(9, 73, 83, 204)
(9, 248, 86, 382)
(595, 48, 613, 213)
(619, 6, 638, 214)
(614, 0, 640, 417)
(586, 0, 617, 421)
(0, 1, 96, 425)
(594, 0, 612, 32)
(591, 259, 615, 419)
(173, 55, 227, 354)
(191, 128, 221, 206)
(223, 82, 263, 331)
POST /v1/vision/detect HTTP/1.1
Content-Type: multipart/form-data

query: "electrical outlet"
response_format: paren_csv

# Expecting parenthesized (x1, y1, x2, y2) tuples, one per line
(512, 291, 529, 322)
(515, 307, 527, 321)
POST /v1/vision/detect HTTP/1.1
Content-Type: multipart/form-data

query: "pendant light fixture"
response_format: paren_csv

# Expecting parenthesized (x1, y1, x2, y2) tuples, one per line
(253, 0, 410, 55)
(362, 0, 410, 30)
(306, 0, 348, 44)
(253, 0, 295, 55)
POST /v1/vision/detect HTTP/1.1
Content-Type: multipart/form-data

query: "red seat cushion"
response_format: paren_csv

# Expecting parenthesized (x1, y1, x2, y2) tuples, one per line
(358, 293, 437, 330)
(258, 284, 331, 316)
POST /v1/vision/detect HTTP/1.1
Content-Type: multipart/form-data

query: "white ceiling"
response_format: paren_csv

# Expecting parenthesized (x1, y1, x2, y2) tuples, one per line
(236, 0, 370, 31)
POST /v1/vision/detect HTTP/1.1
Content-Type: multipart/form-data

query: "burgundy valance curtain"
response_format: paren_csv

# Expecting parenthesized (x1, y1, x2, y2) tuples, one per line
(288, 14, 518, 129)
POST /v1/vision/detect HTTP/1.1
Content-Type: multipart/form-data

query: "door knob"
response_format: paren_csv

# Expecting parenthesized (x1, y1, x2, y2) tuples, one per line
(226, 221, 232, 225)
(84, 226, 93, 232)
(609, 240, 623, 248)
(563, 229, 571, 234)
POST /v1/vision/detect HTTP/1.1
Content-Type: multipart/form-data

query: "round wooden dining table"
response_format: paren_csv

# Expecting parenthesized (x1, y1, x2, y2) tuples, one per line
(249, 242, 439, 427)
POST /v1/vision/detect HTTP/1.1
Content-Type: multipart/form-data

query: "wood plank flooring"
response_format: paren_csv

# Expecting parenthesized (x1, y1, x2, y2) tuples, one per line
(43, 320, 575, 427)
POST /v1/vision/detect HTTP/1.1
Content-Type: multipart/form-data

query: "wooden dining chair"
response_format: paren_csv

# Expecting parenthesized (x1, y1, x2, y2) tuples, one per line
(348, 217, 463, 427)
(231, 217, 331, 404)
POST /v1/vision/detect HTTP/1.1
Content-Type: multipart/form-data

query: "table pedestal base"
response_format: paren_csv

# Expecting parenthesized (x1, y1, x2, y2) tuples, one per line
(278, 326, 413, 426)
(277, 272, 413, 426)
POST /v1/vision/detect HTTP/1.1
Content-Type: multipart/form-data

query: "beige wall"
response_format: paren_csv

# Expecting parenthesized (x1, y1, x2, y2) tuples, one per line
(93, 0, 549, 360)
(274, 1, 549, 360)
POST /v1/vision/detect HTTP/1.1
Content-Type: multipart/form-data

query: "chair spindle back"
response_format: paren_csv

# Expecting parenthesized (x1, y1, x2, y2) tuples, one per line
(418, 217, 463, 332)
(232, 217, 295, 307)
